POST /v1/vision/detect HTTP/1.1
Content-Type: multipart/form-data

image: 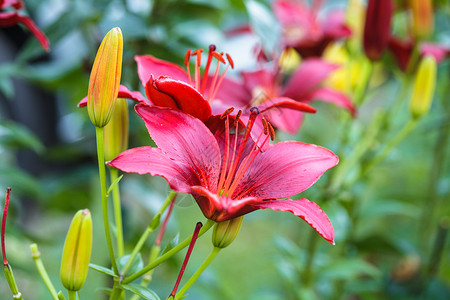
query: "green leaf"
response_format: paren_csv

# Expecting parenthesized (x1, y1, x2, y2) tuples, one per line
(89, 263, 118, 278)
(121, 283, 160, 300)
(319, 258, 381, 281)
(107, 175, 124, 196)
(0, 121, 45, 153)
(161, 233, 180, 255)
(118, 253, 144, 276)
(245, 0, 281, 52)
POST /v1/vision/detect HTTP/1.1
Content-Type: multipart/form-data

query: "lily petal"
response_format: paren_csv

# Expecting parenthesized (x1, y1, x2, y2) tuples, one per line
(309, 88, 356, 116)
(153, 77, 212, 122)
(78, 85, 146, 107)
(283, 59, 338, 99)
(108, 146, 200, 194)
(233, 141, 338, 199)
(0, 11, 49, 51)
(191, 186, 261, 222)
(135, 55, 189, 87)
(259, 96, 317, 114)
(253, 198, 335, 244)
(135, 105, 221, 191)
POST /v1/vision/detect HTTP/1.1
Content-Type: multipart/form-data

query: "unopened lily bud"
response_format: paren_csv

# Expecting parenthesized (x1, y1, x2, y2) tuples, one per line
(87, 27, 123, 128)
(363, 0, 393, 61)
(212, 216, 243, 248)
(60, 209, 93, 291)
(104, 98, 129, 161)
(411, 0, 434, 39)
(410, 55, 436, 119)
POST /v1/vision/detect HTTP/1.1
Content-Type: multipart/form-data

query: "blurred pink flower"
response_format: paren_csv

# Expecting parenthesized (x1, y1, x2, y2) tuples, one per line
(109, 105, 337, 244)
(273, 0, 351, 57)
(0, 0, 49, 51)
(215, 59, 355, 134)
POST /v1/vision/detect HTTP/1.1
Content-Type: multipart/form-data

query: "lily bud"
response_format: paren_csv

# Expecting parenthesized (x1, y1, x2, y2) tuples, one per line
(87, 27, 123, 128)
(104, 98, 129, 161)
(410, 55, 436, 119)
(411, 0, 434, 39)
(363, 0, 393, 61)
(212, 216, 244, 248)
(60, 209, 93, 291)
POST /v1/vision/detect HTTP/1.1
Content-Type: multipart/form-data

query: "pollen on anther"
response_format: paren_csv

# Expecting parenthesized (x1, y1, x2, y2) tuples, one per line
(262, 118, 269, 135)
(184, 49, 192, 66)
(220, 107, 235, 119)
(226, 54, 234, 69)
(267, 121, 275, 141)
(209, 44, 216, 52)
(212, 51, 226, 64)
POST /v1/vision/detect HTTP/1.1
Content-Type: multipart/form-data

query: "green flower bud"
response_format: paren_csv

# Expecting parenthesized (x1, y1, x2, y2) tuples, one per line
(87, 27, 123, 128)
(104, 98, 129, 161)
(410, 55, 437, 119)
(60, 209, 93, 291)
(212, 216, 243, 248)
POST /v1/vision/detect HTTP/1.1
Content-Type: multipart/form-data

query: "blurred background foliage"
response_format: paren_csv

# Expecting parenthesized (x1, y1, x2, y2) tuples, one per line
(0, 0, 449, 299)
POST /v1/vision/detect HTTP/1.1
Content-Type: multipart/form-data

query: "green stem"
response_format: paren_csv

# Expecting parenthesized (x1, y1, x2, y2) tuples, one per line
(109, 278, 123, 300)
(110, 168, 124, 258)
(129, 245, 161, 300)
(174, 247, 221, 300)
(301, 230, 319, 286)
(361, 119, 418, 177)
(96, 126, 119, 275)
(328, 111, 384, 194)
(67, 291, 76, 300)
(30, 243, 58, 300)
(120, 191, 176, 277)
(122, 219, 215, 284)
(4, 264, 24, 300)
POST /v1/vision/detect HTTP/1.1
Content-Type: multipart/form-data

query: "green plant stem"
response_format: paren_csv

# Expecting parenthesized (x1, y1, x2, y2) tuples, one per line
(30, 243, 58, 300)
(129, 245, 161, 300)
(67, 291, 76, 300)
(301, 231, 319, 286)
(361, 118, 418, 178)
(122, 219, 215, 284)
(57, 291, 67, 300)
(174, 247, 221, 300)
(110, 167, 124, 258)
(4, 264, 24, 300)
(96, 126, 119, 275)
(120, 191, 176, 277)
(110, 278, 123, 300)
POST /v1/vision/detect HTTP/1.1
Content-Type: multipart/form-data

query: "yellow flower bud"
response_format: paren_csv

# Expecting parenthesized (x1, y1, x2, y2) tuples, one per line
(60, 209, 93, 291)
(410, 55, 436, 119)
(212, 216, 243, 248)
(411, 0, 434, 39)
(104, 98, 129, 161)
(87, 27, 123, 128)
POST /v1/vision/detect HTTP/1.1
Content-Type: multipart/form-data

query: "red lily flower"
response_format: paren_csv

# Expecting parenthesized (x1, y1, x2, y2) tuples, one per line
(79, 45, 236, 123)
(215, 58, 355, 134)
(388, 37, 449, 71)
(273, 0, 351, 58)
(0, 0, 49, 51)
(108, 104, 338, 244)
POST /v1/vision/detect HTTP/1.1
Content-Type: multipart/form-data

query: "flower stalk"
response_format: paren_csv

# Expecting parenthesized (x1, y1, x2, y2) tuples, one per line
(122, 219, 215, 284)
(174, 247, 221, 300)
(30, 244, 59, 300)
(96, 126, 119, 274)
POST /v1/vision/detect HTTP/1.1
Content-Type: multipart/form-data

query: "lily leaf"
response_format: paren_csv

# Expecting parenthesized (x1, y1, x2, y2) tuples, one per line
(117, 254, 144, 276)
(121, 283, 160, 300)
(89, 263, 118, 278)
(161, 233, 180, 255)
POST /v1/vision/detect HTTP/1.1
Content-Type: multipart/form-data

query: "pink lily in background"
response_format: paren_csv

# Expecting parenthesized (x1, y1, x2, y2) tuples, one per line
(0, 0, 49, 51)
(388, 37, 449, 71)
(273, 0, 351, 58)
(216, 58, 355, 134)
(109, 105, 338, 244)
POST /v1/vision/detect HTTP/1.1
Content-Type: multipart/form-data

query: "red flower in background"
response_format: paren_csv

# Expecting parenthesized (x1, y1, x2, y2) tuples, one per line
(216, 59, 355, 134)
(0, 0, 49, 51)
(363, 0, 393, 61)
(273, 0, 351, 58)
(109, 105, 337, 244)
